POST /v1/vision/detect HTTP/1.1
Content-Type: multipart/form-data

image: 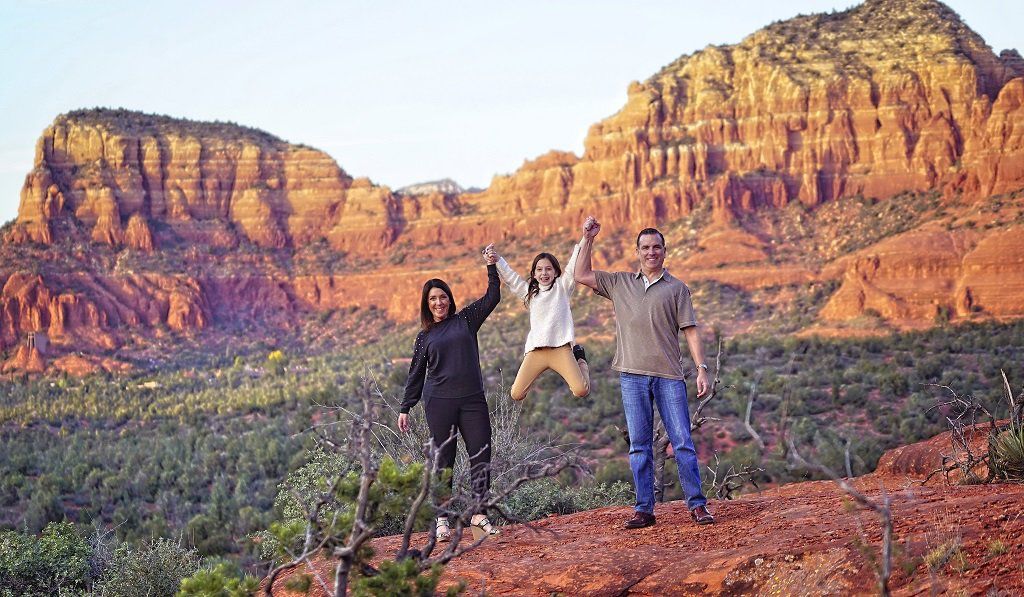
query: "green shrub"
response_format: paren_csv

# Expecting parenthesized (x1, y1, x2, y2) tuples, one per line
(503, 480, 633, 521)
(94, 538, 201, 596)
(0, 522, 90, 596)
(177, 561, 259, 596)
(989, 425, 1024, 481)
(351, 559, 462, 597)
(258, 453, 427, 560)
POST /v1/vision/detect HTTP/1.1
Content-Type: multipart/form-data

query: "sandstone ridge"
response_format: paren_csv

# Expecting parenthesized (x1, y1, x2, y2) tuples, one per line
(3, 0, 1024, 372)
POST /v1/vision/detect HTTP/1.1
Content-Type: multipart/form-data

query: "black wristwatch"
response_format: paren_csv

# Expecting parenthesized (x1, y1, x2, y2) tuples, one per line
(697, 363, 709, 373)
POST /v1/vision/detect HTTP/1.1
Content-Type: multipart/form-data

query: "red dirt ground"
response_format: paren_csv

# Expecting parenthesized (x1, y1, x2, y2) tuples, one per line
(267, 428, 1024, 595)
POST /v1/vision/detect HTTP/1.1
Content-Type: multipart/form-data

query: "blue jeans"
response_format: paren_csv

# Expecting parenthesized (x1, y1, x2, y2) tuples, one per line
(620, 372, 707, 512)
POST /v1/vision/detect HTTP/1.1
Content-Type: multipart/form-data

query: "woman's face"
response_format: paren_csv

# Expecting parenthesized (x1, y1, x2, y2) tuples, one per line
(534, 258, 556, 287)
(428, 287, 451, 322)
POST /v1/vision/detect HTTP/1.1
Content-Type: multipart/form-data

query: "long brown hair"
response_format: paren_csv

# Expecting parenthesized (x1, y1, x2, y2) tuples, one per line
(420, 278, 456, 331)
(526, 252, 562, 306)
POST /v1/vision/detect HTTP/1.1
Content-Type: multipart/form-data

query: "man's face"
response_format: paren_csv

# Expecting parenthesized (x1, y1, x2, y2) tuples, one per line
(636, 233, 666, 272)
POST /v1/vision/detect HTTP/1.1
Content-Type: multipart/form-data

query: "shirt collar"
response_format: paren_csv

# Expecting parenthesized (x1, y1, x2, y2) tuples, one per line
(634, 268, 667, 282)
(636, 269, 667, 287)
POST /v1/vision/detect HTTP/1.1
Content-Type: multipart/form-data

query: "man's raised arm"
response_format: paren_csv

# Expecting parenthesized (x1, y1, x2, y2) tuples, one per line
(575, 216, 600, 290)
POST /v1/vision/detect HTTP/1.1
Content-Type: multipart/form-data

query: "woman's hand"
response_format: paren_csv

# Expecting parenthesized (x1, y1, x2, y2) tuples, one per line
(482, 243, 497, 265)
(398, 413, 410, 433)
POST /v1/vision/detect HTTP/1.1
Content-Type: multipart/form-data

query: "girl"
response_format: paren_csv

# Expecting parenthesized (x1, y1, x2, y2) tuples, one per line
(492, 232, 591, 401)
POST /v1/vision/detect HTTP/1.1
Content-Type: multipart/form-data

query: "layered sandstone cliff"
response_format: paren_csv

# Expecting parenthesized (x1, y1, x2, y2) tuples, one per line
(7, 110, 356, 250)
(13, 1, 1022, 257)
(820, 224, 1024, 324)
(2, 0, 1024, 372)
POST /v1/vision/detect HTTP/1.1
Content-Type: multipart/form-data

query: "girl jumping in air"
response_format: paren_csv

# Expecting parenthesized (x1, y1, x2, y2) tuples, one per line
(492, 222, 593, 401)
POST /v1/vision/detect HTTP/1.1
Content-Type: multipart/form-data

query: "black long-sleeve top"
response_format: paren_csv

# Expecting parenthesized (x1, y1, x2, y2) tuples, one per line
(401, 264, 501, 413)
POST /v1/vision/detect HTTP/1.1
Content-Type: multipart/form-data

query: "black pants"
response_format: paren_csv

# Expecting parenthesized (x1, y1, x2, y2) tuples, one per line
(424, 392, 492, 500)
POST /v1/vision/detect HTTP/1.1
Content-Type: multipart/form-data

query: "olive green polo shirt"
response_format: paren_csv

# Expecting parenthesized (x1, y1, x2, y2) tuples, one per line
(593, 269, 697, 380)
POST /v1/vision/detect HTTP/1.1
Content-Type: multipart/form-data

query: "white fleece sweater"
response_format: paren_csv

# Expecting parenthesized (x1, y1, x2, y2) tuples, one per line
(496, 243, 581, 354)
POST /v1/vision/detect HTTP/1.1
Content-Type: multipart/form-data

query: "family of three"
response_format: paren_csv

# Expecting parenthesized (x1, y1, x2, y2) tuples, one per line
(398, 216, 714, 542)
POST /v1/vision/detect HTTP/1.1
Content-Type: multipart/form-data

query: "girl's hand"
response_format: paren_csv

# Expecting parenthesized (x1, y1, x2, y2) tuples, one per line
(398, 413, 410, 433)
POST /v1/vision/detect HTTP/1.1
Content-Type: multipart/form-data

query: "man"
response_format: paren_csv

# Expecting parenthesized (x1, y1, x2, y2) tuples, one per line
(575, 216, 714, 527)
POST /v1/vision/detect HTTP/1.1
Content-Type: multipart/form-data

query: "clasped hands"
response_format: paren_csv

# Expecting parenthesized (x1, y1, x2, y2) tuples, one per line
(481, 243, 497, 265)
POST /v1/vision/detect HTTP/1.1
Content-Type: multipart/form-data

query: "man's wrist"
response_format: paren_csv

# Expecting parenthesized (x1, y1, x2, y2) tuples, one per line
(696, 362, 709, 373)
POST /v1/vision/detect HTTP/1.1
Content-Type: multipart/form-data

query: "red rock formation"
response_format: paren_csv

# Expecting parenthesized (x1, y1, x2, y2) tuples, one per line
(10, 110, 353, 250)
(3, 0, 1024, 372)
(820, 225, 1024, 323)
(1, 344, 45, 374)
(123, 213, 154, 251)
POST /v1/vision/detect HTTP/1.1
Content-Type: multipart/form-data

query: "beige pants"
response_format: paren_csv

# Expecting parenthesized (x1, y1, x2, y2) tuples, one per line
(511, 344, 590, 400)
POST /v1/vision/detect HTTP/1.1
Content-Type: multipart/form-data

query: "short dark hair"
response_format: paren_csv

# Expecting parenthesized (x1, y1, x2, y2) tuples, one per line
(636, 227, 666, 248)
(419, 278, 456, 331)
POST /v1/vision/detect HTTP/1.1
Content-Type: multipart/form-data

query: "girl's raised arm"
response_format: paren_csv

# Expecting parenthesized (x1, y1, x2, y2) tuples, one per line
(494, 246, 530, 301)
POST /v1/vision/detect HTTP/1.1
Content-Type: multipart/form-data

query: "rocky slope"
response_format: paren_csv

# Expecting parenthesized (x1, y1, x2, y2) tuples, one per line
(3, 0, 1024, 372)
(267, 427, 1024, 595)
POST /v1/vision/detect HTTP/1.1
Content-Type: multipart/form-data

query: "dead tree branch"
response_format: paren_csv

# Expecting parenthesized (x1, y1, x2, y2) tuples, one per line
(705, 452, 764, 500)
(690, 338, 726, 432)
(789, 440, 893, 597)
(743, 375, 765, 451)
(921, 383, 997, 485)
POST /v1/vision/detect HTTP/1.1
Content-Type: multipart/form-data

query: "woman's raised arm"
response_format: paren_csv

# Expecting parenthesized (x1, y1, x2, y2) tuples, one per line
(460, 246, 501, 332)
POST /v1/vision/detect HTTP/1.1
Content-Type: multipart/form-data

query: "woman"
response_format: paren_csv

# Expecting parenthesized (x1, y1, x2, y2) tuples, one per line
(399, 244, 501, 542)
(491, 232, 590, 402)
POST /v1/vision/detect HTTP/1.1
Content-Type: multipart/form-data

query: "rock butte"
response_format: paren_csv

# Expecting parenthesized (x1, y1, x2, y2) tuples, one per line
(3, 0, 1024, 372)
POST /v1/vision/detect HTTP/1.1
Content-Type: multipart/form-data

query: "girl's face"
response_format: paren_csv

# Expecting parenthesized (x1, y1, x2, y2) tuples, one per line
(428, 287, 450, 322)
(533, 258, 556, 287)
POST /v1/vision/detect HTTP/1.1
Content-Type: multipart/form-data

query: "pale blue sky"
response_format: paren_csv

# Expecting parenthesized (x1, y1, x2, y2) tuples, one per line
(0, 1, 1019, 226)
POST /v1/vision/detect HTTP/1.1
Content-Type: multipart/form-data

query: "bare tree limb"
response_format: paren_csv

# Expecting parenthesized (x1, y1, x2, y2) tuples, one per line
(705, 452, 764, 500)
(691, 338, 726, 432)
(743, 375, 765, 451)
(789, 440, 893, 596)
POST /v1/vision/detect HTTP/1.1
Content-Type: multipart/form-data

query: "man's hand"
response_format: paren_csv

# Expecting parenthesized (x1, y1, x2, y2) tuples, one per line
(398, 413, 410, 433)
(696, 369, 710, 398)
(575, 217, 599, 289)
(482, 243, 497, 265)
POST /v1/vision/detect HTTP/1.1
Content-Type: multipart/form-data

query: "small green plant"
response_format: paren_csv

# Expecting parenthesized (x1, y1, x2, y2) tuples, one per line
(923, 540, 959, 571)
(950, 548, 971, 573)
(989, 426, 1024, 481)
(177, 561, 260, 596)
(987, 539, 1008, 557)
(94, 538, 201, 596)
(350, 559, 462, 597)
